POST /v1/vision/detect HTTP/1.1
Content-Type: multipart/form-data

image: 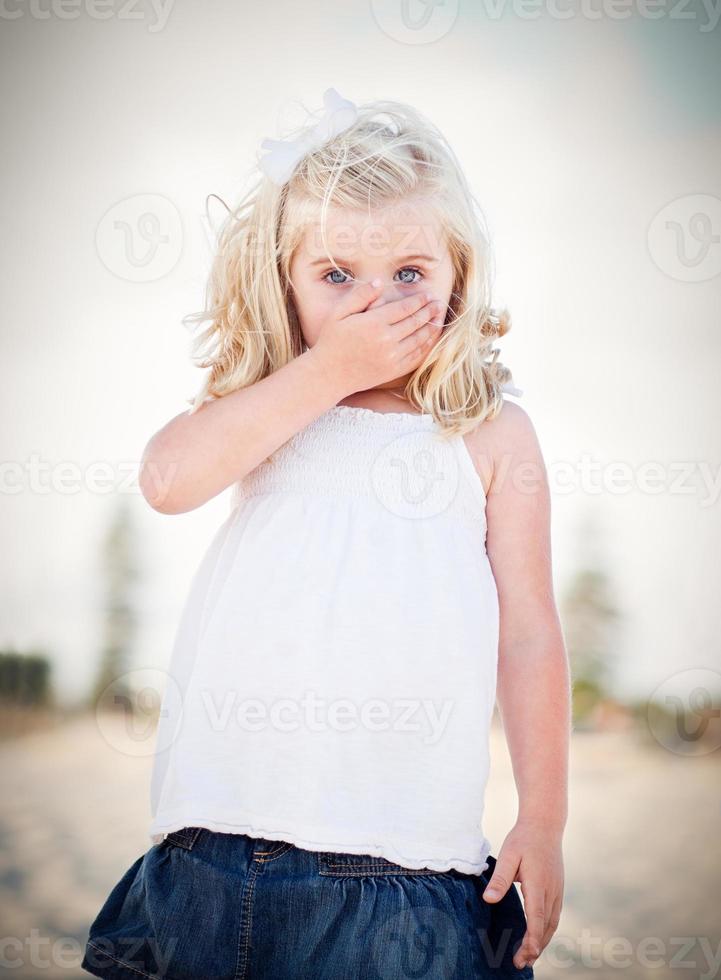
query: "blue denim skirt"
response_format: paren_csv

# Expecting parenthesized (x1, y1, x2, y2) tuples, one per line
(81, 827, 534, 980)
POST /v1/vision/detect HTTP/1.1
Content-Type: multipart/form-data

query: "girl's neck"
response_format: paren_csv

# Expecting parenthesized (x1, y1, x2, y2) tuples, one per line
(337, 384, 419, 415)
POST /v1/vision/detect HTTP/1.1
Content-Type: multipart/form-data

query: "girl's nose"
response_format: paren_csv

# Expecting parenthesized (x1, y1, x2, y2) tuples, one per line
(366, 284, 406, 309)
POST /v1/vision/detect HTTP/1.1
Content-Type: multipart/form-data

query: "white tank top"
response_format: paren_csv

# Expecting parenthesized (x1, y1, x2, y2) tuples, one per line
(149, 387, 522, 875)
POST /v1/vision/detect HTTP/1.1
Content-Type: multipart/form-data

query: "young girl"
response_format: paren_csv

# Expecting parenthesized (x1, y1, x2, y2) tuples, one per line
(82, 88, 569, 980)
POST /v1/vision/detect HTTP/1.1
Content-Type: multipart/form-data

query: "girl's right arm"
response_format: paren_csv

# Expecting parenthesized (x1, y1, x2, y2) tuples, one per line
(138, 282, 443, 514)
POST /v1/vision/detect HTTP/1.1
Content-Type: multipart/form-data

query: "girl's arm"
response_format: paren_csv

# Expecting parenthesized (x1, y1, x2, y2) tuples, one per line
(138, 344, 347, 514)
(138, 283, 440, 515)
(467, 399, 570, 972)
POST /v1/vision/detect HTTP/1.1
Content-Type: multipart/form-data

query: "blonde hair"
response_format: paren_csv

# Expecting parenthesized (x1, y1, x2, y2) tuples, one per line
(183, 95, 517, 438)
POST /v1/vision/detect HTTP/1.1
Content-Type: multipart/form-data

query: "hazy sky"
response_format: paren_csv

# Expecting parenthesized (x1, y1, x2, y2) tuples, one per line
(1, 0, 719, 705)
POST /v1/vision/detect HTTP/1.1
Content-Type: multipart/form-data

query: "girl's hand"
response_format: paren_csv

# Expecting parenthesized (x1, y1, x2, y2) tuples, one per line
(310, 280, 446, 395)
(482, 820, 565, 971)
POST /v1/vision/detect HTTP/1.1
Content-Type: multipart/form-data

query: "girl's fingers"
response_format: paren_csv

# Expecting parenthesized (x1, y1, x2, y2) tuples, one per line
(397, 315, 443, 360)
(515, 886, 547, 969)
(398, 299, 445, 337)
(398, 328, 442, 372)
(540, 891, 563, 950)
(372, 290, 439, 335)
(337, 279, 385, 319)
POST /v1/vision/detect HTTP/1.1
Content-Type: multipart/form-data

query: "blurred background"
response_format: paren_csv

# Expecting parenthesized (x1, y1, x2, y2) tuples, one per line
(1, 1, 720, 978)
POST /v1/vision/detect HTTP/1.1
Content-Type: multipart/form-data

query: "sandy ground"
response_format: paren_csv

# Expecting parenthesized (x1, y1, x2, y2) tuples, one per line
(1, 712, 719, 979)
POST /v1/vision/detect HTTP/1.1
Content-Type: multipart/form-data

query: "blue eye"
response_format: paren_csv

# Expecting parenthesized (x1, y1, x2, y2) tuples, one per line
(396, 267, 423, 284)
(323, 266, 424, 285)
(325, 267, 351, 285)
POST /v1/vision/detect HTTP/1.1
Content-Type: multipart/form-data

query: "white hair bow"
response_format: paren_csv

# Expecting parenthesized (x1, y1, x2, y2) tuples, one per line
(501, 381, 524, 397)
(257, 87, 359, 187)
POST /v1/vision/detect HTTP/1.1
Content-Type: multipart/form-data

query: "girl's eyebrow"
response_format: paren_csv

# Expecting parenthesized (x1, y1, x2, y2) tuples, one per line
(308, 252, 439, 267)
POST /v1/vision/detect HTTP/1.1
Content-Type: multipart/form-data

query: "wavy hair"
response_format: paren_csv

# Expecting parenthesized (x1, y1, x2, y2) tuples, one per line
(183, 95, 517, 438)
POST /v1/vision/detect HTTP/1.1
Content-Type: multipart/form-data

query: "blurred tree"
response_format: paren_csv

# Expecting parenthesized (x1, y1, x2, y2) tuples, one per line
(0, 648, 54, 707)
(561, 564, 622, 727)
(89, 498, 141, 711)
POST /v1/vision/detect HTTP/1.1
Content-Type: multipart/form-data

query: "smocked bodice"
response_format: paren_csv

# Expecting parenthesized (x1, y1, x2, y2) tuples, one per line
(229, 404, 488, 539)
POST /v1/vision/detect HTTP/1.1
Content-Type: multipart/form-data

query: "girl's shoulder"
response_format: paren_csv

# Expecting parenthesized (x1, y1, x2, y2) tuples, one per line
(462, 397, 545, 499)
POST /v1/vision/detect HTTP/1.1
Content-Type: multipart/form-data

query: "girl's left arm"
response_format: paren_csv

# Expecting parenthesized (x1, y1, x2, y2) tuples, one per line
(468, 399, 571, 973)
